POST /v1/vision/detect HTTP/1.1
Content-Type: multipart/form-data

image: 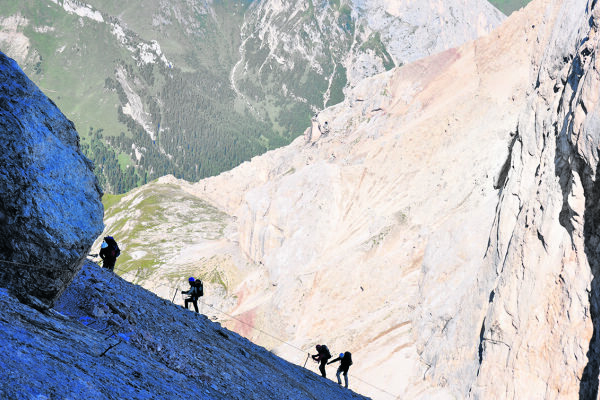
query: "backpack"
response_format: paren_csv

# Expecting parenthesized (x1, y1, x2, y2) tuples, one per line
(192, 280, 204, 297)
(321, 345, 331, 360)
(343, 352, 353, 366)
(104, 236, 120, 258)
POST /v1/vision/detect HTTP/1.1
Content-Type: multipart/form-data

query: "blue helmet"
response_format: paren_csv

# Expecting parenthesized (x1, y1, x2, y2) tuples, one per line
(188, 277, 195, 282)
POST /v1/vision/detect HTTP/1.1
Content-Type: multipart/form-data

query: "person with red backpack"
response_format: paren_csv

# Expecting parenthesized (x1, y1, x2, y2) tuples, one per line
(328, 351, 353, 388)
(99, 236, 120, 272)
(311, 344, 332, 377)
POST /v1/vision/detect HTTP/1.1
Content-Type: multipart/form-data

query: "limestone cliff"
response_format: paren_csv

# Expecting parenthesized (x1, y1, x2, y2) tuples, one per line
(471, 1, 600, 398)
(99, 0, 600, 398)
(0, 51, 103, 310)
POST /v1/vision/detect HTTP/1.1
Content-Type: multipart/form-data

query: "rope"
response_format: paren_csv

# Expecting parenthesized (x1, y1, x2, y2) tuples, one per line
(206, 301, 398, 398)
(198, 299, 309, 354)
(181, 294, 399, 398)
(0, 259, 37, 267)
(111, 267, 402, 398)
(0, 258, 400, 398)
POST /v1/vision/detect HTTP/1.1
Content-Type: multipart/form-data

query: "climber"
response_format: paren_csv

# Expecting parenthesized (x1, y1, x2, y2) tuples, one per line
(311, 344, 332, 378)
(181, 277, 203, 313)
(99, 236, 120, 272)
(328, 351, 353, 388)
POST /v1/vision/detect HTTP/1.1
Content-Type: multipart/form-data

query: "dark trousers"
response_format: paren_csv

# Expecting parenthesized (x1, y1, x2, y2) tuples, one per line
(185, 297, 199, 313)
(103, 259, 115, 271)
(319, 360, 327, 377)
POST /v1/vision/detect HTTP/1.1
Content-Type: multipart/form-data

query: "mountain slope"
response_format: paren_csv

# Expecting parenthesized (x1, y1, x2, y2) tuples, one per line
(0, 39, 365, 400)
(97, 0, 600, 398)
(0, 262, 369, 399)
(0, 0, 272, 194)
(0, 0, 503, 194)
(233, 0, 505, 135)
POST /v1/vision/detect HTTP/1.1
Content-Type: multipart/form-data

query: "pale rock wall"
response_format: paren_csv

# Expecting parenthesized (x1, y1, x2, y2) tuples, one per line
(187, 0, 600, 398)
(417, 0, 600, 398)
(352, 0, 504, 64)
(98, 0, 600, 398)
(188, 1, 543, 396)
(473, 1, 600, 398)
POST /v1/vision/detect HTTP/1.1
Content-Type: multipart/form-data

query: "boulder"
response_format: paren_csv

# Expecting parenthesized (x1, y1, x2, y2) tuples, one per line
(0, 52, 104, 310)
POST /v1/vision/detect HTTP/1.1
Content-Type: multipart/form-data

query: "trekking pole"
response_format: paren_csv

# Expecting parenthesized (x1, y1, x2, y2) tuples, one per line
(171, 287, 179, 303)
(303, 353, 310, 368)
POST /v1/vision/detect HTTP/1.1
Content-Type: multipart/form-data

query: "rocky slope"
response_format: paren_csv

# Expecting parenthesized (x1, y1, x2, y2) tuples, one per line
(0, 261, 369, 399)
(0, 51, 103, 310)
(99, 0, 600, 398)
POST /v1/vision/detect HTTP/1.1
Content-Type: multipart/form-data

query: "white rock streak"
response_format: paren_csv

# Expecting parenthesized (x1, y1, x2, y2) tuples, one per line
(49, 0, 104, 23)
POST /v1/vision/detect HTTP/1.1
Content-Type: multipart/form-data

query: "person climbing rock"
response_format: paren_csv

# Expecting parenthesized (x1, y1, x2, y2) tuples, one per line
(181, 277, 203, 313)
(99, 236, 120, 272)
(328, 351, 353, 388)
(311, 344, 331, 378)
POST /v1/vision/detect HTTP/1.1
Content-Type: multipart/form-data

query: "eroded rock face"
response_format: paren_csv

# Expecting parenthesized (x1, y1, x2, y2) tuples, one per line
(193, 0, 600, 397)
(97, 0, 600, 398)
(0, 52, 103, 310)
(416, 1, 600, 398)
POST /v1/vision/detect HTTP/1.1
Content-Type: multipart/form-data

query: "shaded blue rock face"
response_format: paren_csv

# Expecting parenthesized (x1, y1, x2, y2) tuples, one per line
(0, 51, 103, 310)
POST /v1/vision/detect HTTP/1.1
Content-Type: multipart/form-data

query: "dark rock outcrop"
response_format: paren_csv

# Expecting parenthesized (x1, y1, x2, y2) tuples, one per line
(0, 52, 103, 310)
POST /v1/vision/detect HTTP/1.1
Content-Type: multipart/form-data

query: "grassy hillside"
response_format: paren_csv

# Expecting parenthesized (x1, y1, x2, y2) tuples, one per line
(234, 0, 363, 138)
(488, 0, 533, 15)
(0, 0, 278, 194)
(100, 182, 230, 280)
